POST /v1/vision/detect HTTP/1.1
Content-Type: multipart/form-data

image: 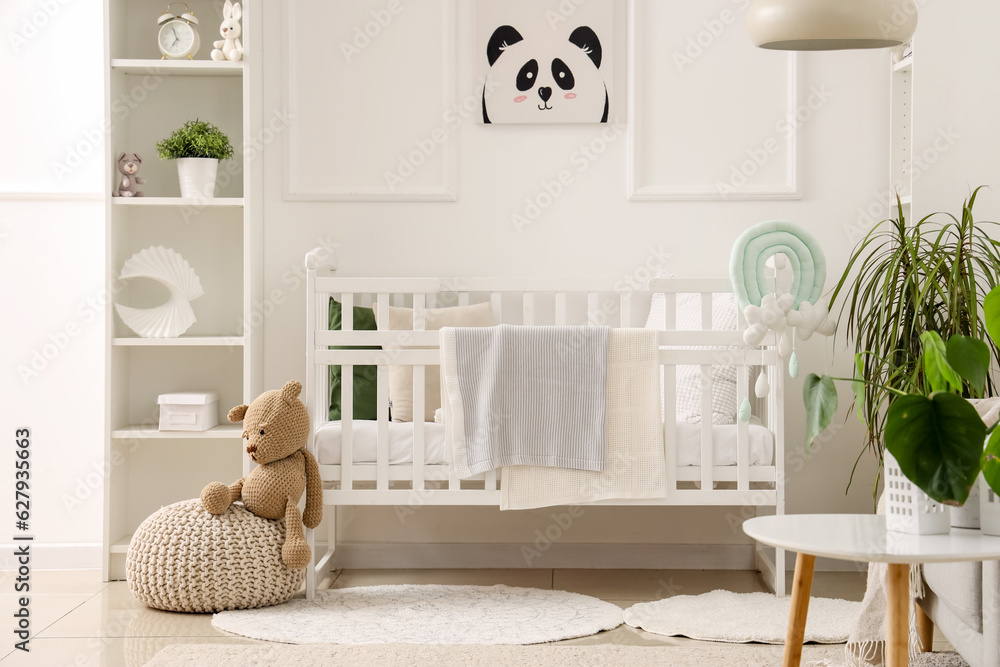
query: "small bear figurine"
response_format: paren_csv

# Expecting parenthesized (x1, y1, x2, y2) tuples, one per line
(211, 0, 243, 62)
(112, 153, 145, 197)
(201, 380, 322, 569)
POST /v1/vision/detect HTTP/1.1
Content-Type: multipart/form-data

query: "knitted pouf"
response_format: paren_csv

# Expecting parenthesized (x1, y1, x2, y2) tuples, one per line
(126, 498, 305, 613)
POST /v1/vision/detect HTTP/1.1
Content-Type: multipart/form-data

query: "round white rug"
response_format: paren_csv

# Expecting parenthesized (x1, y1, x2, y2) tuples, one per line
(212, 584, 623, 645)
(624, 589, 860, 644)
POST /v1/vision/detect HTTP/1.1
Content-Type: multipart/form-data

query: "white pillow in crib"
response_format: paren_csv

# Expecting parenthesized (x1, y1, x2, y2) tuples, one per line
(374, 301, 495, 422)
(645, 291, 739, 425)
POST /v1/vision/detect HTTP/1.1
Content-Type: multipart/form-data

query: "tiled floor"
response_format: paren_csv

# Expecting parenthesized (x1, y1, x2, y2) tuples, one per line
(0, 568, 952, 665)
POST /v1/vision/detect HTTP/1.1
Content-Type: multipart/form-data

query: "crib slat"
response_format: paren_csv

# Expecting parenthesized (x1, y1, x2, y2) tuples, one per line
(376, 294, 390, 329)
(701, 292, 713, 329)
(663, 365, 677, 494)
(412, 294, 426, 491)
(341, 365, 354, 491)
(700, 364, 714, 490)
(523, 292, 535, 325)
(484, 469, 497, 491)
(412, 366, 426, 490)
(341, 293, 354, 330)
(620, 292, 632, 327)
(555, 293, 567, 325)
(662, 292, 677, 494)
(587, 292, 599, 325)
(491, 292, 502, 321)
(737, 367, 750, 491)
(458, 292, 470, 307)
(376, 365, 390, 492)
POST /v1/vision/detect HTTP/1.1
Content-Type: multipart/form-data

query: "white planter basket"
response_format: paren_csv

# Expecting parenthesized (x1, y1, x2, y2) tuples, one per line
(981, 476, 1000, 537)
(884, 451, 950, 535)
(176, 158, 219, 199)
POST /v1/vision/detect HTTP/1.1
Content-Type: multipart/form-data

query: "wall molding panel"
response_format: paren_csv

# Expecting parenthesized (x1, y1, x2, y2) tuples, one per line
(283, 0, 457, 201)
(626, 0, 801, 201)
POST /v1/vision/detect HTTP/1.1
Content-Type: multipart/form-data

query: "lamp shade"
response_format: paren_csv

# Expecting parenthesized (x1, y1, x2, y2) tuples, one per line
(747, 0, 918, 51)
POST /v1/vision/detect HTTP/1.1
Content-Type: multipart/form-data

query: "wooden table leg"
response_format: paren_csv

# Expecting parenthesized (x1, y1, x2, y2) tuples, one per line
(886, 563, 910, 667)
(916, 603, 933, 653)
(783, 552, 816, 667)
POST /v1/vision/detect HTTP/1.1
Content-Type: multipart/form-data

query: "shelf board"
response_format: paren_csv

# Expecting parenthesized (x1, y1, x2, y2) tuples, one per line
(113, 336, 244, 347)
(111, 424, 243, 440)
(111, 59, 243, 77)
(893, 56, 913, 72)
(899, 195, 913, 205)
(110, 535, 132, 554)
(113, 197, 244, 207)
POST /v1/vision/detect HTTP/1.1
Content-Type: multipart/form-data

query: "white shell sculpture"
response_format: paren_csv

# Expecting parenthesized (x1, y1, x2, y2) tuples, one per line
(114, 246, 204, 338)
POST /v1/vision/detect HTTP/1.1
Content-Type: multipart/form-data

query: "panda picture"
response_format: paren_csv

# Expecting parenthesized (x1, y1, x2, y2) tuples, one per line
(476, 2, 613, 125)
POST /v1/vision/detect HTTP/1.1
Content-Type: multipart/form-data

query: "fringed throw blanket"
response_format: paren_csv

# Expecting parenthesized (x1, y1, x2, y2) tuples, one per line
(500, 328, 666, 510)
(440, 324, 610, 479)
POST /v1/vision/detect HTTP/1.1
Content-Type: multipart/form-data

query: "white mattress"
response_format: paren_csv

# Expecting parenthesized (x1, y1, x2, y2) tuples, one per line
(314, 421, 773, 467)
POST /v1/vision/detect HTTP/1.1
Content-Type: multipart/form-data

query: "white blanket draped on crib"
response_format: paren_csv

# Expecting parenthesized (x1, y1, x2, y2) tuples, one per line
(500, 328, 666, 510)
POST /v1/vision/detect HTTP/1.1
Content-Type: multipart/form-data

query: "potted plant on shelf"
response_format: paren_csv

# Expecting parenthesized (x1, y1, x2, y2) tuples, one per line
(824, 189, 1000, 497)
(156, 119, 234, 199)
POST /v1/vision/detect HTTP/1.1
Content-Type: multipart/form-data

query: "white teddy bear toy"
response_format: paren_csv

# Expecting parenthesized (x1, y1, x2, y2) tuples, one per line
(211, 0, 243, 62)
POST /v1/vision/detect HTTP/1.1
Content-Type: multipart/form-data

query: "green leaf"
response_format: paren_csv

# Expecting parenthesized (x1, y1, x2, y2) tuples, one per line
(982, 427, 1000, 498)
(852, 353, 866, 423)
(985, 285, 1000, 347)
(920, 331, 962, 394)
(946, 335, 990, 397)
(803, 374, 838, 450)
(885, 392, 985, 505)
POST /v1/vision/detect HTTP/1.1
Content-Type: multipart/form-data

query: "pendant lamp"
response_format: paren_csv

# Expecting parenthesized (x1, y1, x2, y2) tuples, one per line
(747, 0, 917, 51)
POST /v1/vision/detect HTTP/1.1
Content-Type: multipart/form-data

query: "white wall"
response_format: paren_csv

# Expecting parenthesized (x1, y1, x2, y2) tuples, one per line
(259, 0, 893, 566)
(0, 0, 105, 569)
(910, 1, 1000, 222)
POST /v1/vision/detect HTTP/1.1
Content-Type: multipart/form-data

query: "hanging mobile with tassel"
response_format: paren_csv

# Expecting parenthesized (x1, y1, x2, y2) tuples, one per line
(788, 329, 799, 379)
(739, 347, 752, 422)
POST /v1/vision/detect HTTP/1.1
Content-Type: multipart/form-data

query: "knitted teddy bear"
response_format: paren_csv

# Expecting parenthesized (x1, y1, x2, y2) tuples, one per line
(201, 380, 322, 569)
(111, 153, 145, 197)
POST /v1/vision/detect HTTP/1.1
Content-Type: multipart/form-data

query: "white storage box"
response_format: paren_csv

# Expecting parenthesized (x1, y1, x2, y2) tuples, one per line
(157, 392, 219, 431)
(884, 451, 950, 535)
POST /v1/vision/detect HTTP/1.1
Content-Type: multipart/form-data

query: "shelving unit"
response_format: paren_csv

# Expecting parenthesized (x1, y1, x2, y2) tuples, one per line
(102, 0, 262, 581)
(112, 197, 245, 207)
(889, 45, 914, 213)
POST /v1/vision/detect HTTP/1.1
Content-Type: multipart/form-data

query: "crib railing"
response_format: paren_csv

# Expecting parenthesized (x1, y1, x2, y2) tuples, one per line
(303, 249, 787, 597)
(306, 274, 783, 505)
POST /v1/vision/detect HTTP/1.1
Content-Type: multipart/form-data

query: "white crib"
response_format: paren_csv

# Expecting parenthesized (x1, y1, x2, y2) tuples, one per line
(303, 248, 786, 598)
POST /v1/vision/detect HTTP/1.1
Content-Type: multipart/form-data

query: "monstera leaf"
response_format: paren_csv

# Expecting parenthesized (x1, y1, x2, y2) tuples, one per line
(885, 392, 985, 505)
(804, 374, 837, 450)
(983, 428, 1000, 498)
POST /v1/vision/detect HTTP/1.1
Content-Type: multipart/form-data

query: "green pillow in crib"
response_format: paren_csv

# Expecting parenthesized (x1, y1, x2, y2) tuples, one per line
(329, 298, 381, 421)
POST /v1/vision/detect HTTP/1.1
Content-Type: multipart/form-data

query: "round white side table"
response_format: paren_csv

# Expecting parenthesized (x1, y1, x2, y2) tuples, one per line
(744, 514, 1000, 667)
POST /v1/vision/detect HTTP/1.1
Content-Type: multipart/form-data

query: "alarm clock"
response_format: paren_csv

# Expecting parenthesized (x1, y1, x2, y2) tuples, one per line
(157, 3, 201, 60)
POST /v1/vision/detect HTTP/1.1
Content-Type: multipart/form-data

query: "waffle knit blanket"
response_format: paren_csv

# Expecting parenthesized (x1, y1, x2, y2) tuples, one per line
(440, 324, 609, 479)
(500, 328, 666, 510)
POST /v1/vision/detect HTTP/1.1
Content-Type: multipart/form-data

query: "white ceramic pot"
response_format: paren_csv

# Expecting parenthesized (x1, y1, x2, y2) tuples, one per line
(176, 158, 219, 199)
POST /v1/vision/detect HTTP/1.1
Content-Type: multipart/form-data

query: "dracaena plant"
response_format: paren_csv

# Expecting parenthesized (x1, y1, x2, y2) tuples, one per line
(805, 288, 1000, 506)
(827, 187, 1000, 495)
